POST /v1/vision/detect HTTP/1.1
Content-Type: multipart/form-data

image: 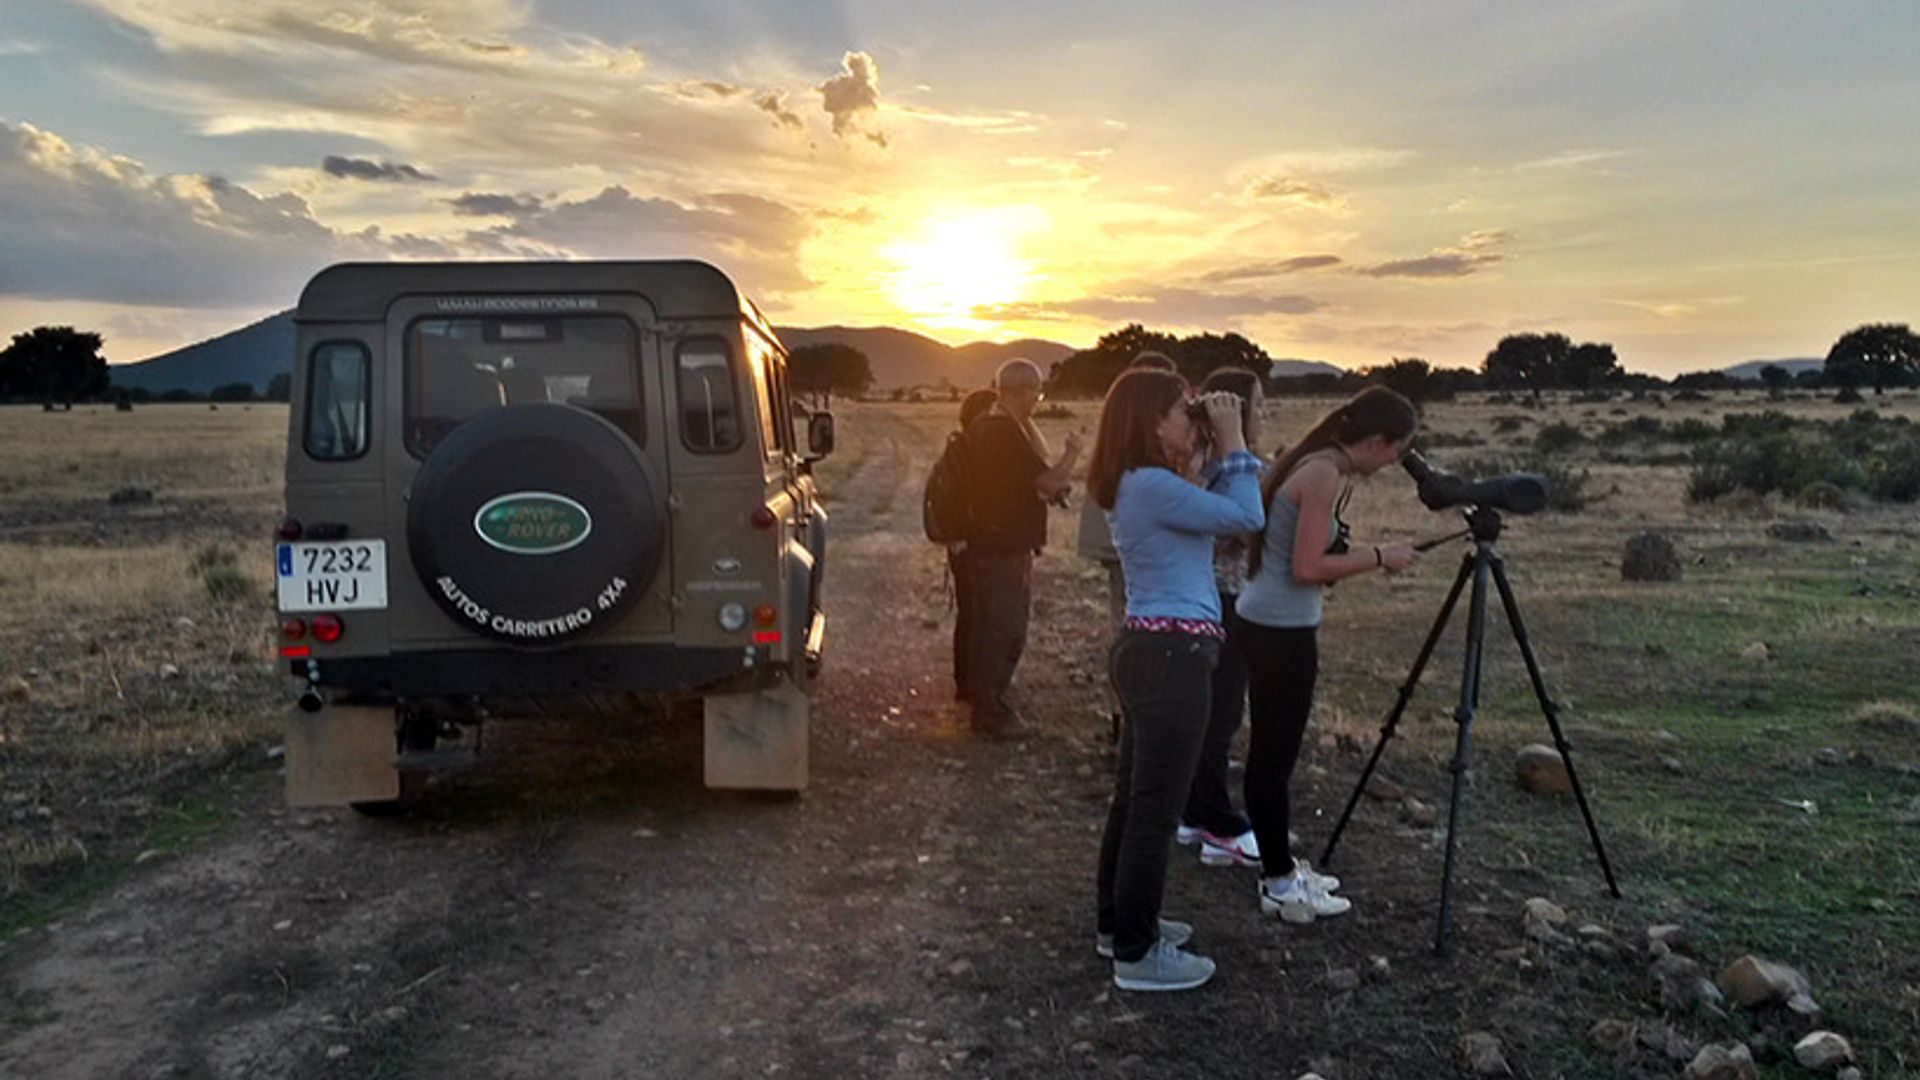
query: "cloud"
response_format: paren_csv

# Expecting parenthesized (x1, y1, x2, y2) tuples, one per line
(754, 90, 804, 132)
(449, 191, 545, 217)
(1199, 255, 1344, 283)
(322, 155, 436, 182)
(478, 186, 816, 293)
(1241, 176, 1346, 212)
(1516, 148, 1633, 171)
(0, 119, 354, 306)
(1357, 230, 1513, 279)
(816, 50, 886, 146)
(1357, 254, 1499, 278)
(976, 286, 1321, 324)
(0, 39, 44, 56)
(1239, 148, 1417, 177)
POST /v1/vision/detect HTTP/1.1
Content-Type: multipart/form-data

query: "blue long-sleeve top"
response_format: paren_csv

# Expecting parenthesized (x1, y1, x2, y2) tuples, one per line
(1106, 450, 1266, 623)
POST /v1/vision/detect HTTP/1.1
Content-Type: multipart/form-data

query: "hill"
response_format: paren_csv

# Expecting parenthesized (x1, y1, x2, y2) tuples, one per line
(109, 310, 296, 395)
(775, 325, 1075, 390)
(107, 312, 1075, 395)
(1718, 358, 1823, 381)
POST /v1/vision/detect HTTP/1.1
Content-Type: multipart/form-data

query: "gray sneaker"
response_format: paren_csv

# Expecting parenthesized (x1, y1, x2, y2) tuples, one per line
(1095, 918, 1193, 959)
(1111, 938, 1216, 992)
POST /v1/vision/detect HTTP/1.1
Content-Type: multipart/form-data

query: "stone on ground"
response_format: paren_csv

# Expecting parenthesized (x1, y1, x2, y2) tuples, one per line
(1588, 1018, 1635, 1054)
(1718, 954, 1812, 1008)
(1792, 1031, 1853, 1070)
(1457, 1032, 1510, 1076)
(1515, 745, 1572, 793)
(1684, 1043, 1757, 1080)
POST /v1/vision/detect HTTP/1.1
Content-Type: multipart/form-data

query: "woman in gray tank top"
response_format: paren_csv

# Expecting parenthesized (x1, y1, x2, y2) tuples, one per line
(1233, 387, 1422, 924)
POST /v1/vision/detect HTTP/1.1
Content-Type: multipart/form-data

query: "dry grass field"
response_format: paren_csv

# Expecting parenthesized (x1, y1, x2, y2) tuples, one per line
(2, 390, 1917, 1078)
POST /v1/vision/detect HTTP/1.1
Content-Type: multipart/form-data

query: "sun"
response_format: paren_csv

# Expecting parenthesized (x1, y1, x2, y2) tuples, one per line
(880, 206, 1047, 332)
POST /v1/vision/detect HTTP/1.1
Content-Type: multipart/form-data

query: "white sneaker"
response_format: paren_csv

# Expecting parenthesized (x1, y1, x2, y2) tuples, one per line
(1293, 856, 1340, 893)
(1259, 873, 1353, 924)
(1095, 917, 1193, 959)
(1175, 825, 1203, 847)
(1198, 829, 1261, 868)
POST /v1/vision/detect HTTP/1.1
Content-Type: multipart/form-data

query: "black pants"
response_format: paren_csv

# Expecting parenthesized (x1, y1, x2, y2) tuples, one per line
(1236, 616, 1319, 879)
(1182, 590, 1252, 837)
(1096, 630, 1220, 962)
(949, 547, 974, 698)
(965, 550, 1033, 726)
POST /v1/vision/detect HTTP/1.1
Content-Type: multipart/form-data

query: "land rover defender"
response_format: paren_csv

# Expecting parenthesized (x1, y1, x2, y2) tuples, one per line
(276, 260, 830, 809)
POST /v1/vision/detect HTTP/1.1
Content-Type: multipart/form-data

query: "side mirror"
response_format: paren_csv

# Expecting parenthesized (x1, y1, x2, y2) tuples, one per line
(807, 411, 836, 459)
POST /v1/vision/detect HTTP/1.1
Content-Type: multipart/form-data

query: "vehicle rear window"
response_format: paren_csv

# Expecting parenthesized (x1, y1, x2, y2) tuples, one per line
(675, 338, 742, 453)
(404, 316, 642, 457)
(304, 341, 370, 460)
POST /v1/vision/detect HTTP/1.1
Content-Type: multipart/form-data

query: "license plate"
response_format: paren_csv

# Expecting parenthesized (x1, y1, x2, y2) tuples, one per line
(276, 541, 388, 612)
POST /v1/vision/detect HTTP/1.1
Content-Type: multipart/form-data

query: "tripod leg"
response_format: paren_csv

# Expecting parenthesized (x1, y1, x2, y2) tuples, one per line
(1321, 550, 1475, 867)
(1489, 557, 1623, 899)
(1435, 552, 1491, 957)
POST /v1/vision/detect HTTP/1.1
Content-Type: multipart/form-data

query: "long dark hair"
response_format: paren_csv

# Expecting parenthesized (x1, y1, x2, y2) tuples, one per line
(1087, 368, 1189, 510)
(1250, 386, 1418, 572)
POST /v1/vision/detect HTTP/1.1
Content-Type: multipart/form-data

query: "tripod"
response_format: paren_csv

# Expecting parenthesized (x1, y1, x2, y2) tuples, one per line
(1319, 506, 1621, 956)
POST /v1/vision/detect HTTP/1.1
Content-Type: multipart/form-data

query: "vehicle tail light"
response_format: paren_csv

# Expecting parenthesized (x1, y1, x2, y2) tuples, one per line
(752, 630, 782, 644)
(280, 645, 312, 658)
(751, 506, 777, 530)
(754, 604, 777, 626)
(312, 614, 344, 643)
(282, 618, 308, 640)
(277, 517, 303, 542)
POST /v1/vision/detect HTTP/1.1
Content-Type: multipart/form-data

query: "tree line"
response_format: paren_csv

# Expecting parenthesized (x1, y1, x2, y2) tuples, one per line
(3, 321, 1916, 408)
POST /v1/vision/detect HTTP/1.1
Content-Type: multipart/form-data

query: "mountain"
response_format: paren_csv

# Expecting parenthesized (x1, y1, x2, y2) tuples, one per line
(110, 310, 295, 394)
(1717, 358, 1823, 381)
(1270, 358, 1346, 378)
(775, 325, 1076, 390)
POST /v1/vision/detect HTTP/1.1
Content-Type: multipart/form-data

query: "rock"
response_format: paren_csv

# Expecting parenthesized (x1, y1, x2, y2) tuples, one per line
(1639, 1021, 1698, 1063)
(1364, 773, 1406, 801)
(1652, 951, 1724, 1013)
(1515, 745, 1572, 793)
(1621, 532, 1683, 581)
(1837, 1068, 1862, 1080)
(1740, 641, 1775, 662)
(107, 485, 155, 506)
(4, 676, 29, 703)
(1400, 796, 1437, 827)
(1589, 1018, 1636, 1054)
(1719, 954, 1812, 1008)
(1308, 1053, 1340, 1079)
(1523, 897, 1569, 927)
(1660, 755, 1687, 775)
(1785, 991, 1822, 1018)
(1854, 700, 1920, 735)
(1326, 967, 1361, 993)
(1684, 1043, 1757, 1080)
(1647, 924, 1689, 952)
(1767, 520, 1832, 543)
(1368, 955, 1391, 980)
(1295, 1075, 1327, 1080)
(1793, 1031, 1852, 1070)
(159, 663, 181, 680)
(1458, 1032, 1510, 1076)
(1812, 746, 1845, 766)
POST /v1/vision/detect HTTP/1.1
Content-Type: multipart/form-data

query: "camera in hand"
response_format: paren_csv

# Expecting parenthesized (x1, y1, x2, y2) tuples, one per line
(1401, 449, 1548, 515)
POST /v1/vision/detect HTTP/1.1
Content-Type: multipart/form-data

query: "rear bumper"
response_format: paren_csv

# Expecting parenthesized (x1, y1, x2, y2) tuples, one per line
(294, 644, 768, 697)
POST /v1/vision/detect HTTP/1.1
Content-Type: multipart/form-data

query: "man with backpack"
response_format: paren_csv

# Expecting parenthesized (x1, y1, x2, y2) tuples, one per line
(953, 359, 1079, 739)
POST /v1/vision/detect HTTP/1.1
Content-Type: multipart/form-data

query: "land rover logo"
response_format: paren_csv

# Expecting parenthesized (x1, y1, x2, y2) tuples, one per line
(474, 492, 593, 555)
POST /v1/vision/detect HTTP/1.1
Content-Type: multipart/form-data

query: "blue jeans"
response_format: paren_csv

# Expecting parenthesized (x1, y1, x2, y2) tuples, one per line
(1096, 629, 1221, 962)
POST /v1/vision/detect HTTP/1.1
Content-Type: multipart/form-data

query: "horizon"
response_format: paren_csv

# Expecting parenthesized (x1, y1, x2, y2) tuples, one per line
(4, 2, 1916, 375)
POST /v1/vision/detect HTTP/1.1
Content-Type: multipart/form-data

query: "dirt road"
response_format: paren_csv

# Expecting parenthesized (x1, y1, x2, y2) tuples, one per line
(1, 407, 1637, 1079)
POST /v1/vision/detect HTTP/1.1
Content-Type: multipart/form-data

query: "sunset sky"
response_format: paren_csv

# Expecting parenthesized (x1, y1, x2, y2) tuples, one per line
(1, 1, 1916, 374)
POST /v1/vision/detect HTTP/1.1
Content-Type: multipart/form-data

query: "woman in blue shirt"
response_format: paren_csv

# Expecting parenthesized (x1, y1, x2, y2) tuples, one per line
(1085, 368, 1265, 992)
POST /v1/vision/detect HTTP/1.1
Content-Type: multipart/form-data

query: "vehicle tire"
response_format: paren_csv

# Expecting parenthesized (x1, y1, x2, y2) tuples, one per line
(407, 404, 665, 648)
(349, 770, 426, 817)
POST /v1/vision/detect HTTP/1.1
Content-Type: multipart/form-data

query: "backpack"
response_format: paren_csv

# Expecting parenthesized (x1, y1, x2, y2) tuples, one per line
(923, 430, 976, 544)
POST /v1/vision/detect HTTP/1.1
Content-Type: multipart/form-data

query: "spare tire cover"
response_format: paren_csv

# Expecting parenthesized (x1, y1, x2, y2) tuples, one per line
(408, 403, 663, 647)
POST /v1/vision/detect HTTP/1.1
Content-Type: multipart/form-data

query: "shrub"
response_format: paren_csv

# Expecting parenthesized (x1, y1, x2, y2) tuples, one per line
(1488, 392, 1515, 405)
(1597, 416, 1666, 446)
(1492, 415, 1528, 434)
(1868, 434, 1920, 502)
(1420, 429, 1485, 449)
(1667, 418, 1717, 443)
(191, 544, 254, 603)
(1834, 386, 1864, 404)
(1719, 410, 1798, 439)
(1674, 389, 1709, 403)
(1533, 421, 1586, 455)
(1796, 481, 1850, 511)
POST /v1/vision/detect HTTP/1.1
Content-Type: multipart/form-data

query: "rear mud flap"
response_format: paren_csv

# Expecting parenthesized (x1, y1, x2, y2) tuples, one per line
(285, 702, 399, 807)
(704, 678, 809, 791)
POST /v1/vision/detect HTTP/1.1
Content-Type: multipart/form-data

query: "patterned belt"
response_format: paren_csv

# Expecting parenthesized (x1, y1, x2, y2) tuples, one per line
(1122, 615, 1227, 641)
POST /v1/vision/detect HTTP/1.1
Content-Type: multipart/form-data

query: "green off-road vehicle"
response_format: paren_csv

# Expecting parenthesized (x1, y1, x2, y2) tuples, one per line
(275, 261, 830, 810)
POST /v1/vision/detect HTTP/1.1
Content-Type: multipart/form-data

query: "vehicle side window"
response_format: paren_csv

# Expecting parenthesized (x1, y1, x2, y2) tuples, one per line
(771, 354, 797, 455)
(676, 338, 742, 453)
(752, 346, 780, 458)
(304, 341, 370, 460)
